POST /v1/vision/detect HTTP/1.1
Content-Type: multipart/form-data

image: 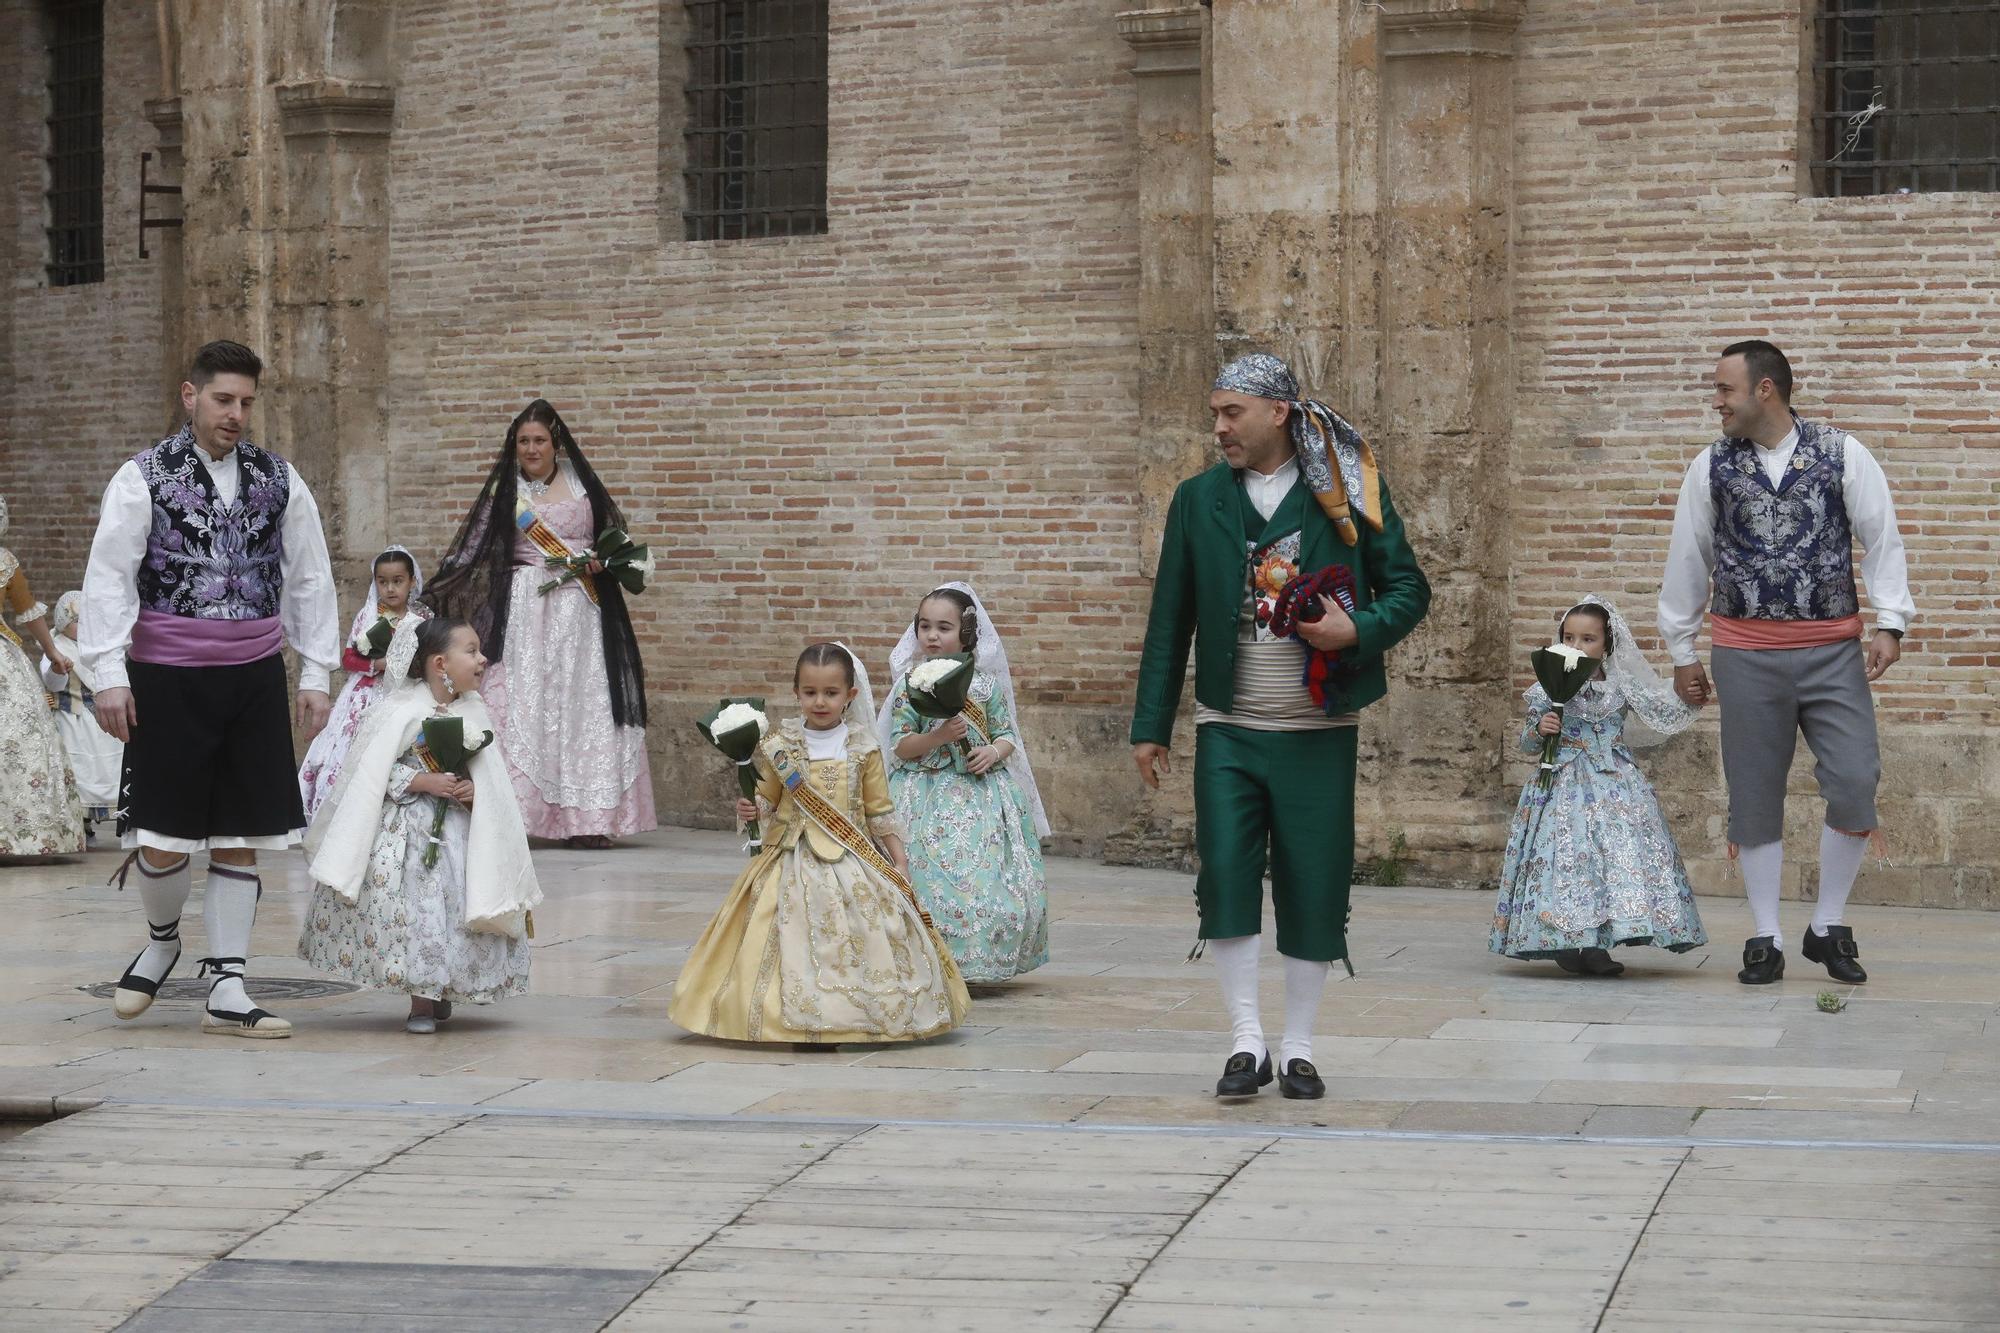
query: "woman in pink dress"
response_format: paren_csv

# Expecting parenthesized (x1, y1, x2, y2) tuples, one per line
(426, 400, 655, 848)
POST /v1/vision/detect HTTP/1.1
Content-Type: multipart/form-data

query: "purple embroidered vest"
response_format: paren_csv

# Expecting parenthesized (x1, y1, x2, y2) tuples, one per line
(1708, 417, 1858, 622)
(134, 428, 291, 621)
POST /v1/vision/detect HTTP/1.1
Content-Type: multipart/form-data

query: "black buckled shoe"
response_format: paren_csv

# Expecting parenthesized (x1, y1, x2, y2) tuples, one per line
(1802, 925, 1867, 984)
(1215, 1051, 1273, 1098)
(1737, 936, 1785, 985)
(1277, 1058, 1325, 1100)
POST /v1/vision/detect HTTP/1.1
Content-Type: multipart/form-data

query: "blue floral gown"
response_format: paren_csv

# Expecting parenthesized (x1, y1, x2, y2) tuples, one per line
(885, 672, 1049, 982)
(1490, 679, 1706, 959)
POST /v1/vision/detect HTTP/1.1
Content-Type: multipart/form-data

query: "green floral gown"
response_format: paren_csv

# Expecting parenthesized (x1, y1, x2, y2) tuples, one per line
(885, 672, 1049, 982)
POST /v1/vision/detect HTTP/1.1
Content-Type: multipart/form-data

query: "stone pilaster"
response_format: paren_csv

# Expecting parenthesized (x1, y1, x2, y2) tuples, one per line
(275, 77, 395, 579)
(1117, 6, 1213, 575)
(1365, 0, 1526, 877)
(1106, 6, 1212, 870)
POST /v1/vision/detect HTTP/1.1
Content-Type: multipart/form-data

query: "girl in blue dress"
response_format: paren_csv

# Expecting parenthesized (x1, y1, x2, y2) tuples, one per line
(879, 583, 1050, 983)
(1491, 595, 1706, 975)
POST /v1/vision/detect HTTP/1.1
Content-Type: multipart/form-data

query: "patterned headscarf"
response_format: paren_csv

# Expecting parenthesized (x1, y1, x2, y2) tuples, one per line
(1213, 353, 1382, 546)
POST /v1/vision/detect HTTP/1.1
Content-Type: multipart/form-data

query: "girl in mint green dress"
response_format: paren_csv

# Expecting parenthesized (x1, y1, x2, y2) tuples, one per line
(878, 583, 1050, 982)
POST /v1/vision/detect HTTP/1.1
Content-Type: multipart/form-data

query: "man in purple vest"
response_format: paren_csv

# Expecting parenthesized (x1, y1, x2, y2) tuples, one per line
(1659, 340, 1914, 987)
(80, 340, 339, 1037)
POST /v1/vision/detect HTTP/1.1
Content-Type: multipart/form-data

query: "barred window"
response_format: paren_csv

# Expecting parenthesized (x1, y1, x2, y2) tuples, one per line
(44, 0, 105, 285)
(1813, 1, 2000, 196)
(682, 1, 829, 241)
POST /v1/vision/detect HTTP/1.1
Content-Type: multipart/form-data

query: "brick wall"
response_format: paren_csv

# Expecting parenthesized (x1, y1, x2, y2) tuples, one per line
(1510, 0, 2000, 905)
(3, 1, 1994, 896)
(381, 0, 1143, 845)
(1, 0, 166, 596)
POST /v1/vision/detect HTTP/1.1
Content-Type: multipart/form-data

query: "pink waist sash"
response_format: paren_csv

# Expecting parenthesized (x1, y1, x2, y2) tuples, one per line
(1710, 613, 1863, 652)
(131, 609, 285, 667)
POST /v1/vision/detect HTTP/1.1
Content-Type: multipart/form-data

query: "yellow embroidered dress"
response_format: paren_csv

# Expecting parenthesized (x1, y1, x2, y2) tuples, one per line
(669, 718, 970, 1044)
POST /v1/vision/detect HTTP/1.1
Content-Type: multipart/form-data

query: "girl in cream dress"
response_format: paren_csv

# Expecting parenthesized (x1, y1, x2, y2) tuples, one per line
(669, 642, 969, 1045)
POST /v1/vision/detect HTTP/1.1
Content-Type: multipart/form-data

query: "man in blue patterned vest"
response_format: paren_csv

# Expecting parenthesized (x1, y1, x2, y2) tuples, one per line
(1659, 341, 1914, 986)
(81, 341, 340, 1037)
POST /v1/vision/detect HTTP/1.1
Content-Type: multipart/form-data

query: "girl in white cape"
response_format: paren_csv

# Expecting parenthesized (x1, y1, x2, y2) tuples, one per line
(301, 615, 540, 1033)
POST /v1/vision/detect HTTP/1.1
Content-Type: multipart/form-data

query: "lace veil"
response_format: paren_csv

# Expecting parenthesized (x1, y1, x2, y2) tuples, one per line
(362, 545, 425, 624)
(876, 581, 1050, 836)
(1555, 593, 1696, 748)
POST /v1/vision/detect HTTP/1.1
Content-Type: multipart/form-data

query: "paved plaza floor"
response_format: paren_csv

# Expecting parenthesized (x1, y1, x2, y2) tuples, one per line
(3, 830, 1998, 1329)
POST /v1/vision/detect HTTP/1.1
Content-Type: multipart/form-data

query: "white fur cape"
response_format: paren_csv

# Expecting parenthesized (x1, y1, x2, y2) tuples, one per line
(303, 684, 541, 938)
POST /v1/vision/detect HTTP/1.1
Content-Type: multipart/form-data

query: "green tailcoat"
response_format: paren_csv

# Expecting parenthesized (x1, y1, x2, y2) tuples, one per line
(1130, 462, 1432, 747)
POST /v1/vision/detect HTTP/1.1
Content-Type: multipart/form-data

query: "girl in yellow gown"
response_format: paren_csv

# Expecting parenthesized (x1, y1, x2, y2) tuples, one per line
(669, 642, 970, 1044)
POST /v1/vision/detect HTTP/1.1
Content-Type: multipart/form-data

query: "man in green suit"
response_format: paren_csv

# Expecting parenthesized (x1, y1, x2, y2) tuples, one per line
(1132, 354, 1430, 1100)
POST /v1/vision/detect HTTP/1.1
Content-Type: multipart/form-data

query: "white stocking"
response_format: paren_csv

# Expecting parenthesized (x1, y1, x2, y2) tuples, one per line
(201, 863, 263, 1015)
(1279, 954, 1329, 1070)
(1208, 934, 1265, 1063)
(131, 854, 191, 983)
(1811, 825, 1868, 935)
(1738, 840, 1785, 951)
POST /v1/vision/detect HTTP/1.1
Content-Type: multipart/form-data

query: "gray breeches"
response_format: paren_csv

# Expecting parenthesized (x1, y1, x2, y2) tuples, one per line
(1711, 641, 1881, 846)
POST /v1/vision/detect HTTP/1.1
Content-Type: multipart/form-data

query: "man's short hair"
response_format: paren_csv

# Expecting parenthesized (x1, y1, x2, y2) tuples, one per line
(189, 340, 263, 388)
(1721, 339, 1791, 403)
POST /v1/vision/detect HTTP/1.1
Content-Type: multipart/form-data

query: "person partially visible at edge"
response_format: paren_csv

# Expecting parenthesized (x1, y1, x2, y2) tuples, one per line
(1658, 339, 1914, 988)
(425, 399, 656, 850)
(1130, 352, 1430, 1102)
(81, 338, 340, 1039)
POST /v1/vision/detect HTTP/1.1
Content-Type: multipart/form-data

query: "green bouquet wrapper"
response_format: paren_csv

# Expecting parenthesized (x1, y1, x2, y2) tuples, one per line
(697, 697, 771, 853)
(415, 715, 495, 869)
(903, 653, 977, 757)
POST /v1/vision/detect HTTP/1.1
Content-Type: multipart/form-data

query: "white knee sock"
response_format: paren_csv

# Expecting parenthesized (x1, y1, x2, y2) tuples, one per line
(1738, 840, 1785, 950)
(1811, 825, 1869, 935)
(131, 855, 191, 983)
(201, 863, 263, 1015)
(1208, 934, 1266, 1063)
(1279, 954, 1329, 1071)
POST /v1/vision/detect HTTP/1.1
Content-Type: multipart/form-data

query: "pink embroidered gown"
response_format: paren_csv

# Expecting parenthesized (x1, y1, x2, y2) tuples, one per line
(479, 492, 656, 840)
(298, 605, 424, 822)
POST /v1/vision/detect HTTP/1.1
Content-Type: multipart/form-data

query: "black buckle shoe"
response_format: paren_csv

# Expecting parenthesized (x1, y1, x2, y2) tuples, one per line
(1802, 925, 1867, 984)
(1737, 936, 1785, 985)
(1215, 1051, 1273, 1098)
(1277, 1058, 1325, 1100)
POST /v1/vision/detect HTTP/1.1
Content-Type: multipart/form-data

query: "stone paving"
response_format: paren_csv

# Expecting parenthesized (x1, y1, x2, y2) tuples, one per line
(3, 830, 1999, 1329)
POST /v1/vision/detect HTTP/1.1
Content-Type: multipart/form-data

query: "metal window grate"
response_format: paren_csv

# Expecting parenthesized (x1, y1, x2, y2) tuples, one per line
(683, 0, 829, 241)
(44, 0, 105, 285)
(1812, 1, 2000, 197)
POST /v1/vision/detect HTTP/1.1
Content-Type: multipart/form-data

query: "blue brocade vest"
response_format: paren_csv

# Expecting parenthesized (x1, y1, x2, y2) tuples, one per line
(1707, 417, 1858, 622)
(134, 428, 291, 620)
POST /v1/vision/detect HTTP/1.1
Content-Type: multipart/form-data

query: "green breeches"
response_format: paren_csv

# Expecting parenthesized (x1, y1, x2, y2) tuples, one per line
(1193, 723, 1357, 963)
